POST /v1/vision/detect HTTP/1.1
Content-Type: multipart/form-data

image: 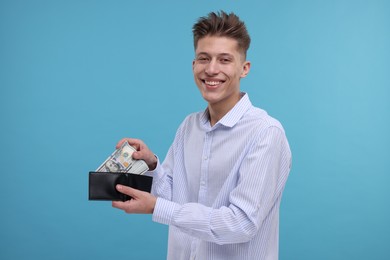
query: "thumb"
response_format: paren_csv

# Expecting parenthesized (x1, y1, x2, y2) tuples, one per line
(132, 149, 154, 162)
(116, 185, 137, 198)
(132, 151, 143, 160)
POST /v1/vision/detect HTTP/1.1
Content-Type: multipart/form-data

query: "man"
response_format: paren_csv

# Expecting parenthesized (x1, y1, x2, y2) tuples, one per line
(112, 11, 292, 260)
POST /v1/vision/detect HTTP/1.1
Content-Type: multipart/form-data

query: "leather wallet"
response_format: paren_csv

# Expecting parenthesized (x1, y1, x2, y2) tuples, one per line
(89, 171, 153, 201)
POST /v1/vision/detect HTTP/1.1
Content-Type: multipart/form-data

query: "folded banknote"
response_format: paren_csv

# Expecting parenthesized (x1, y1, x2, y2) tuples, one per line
(95, 142, 149, 175)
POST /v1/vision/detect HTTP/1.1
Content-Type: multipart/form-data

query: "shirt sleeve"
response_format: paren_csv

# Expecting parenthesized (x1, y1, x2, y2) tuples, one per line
(150, 118, 185, 201)
(152, 126, 292, 245)
(150, 153, 174, 200)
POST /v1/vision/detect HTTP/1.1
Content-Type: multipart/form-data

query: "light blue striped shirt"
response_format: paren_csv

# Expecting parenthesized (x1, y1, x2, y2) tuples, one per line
(151, 93, 292, 260)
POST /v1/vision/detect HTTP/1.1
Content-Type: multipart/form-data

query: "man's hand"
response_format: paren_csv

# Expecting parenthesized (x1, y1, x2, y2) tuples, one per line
(116, 138, 157, 170)
(112, 185, 157, 214)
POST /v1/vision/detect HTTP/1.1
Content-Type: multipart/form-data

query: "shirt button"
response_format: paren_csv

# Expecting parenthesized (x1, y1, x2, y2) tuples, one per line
(204, 156, 208, 160)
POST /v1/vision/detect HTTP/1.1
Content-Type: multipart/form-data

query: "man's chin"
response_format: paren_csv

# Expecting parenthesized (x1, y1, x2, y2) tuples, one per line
(201, 93, 221, 105)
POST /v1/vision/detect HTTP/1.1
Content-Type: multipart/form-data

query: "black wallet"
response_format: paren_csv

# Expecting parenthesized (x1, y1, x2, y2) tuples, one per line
(89, 171, 153, 201)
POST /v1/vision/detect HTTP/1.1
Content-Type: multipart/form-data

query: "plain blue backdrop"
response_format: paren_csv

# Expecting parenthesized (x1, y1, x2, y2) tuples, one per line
(1, 0, 389, 259)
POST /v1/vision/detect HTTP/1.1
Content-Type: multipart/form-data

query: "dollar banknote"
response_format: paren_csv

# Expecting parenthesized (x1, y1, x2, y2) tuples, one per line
(96, 142, 149, 175)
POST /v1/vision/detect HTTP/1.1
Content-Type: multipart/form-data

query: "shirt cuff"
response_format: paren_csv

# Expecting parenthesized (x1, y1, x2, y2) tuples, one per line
(152, 197, 177, 225)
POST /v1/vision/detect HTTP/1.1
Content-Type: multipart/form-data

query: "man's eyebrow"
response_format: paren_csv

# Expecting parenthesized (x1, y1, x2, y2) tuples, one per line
(196, 52, 234, 57)
(219, 52, 233, 55)
(196, 52, 210, 56)
(219, 53, 234, 58)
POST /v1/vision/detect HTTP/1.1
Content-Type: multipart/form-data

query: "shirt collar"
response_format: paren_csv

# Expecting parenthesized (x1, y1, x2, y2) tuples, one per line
(200, 92, 252, 129)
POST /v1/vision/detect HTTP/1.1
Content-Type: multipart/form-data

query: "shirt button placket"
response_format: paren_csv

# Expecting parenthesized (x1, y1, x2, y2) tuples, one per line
(199, 131, 212, 204)
(190, 239, 199, 260)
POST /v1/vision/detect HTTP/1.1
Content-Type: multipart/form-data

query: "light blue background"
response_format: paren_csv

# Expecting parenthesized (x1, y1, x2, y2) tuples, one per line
(1, 0, 389, 259)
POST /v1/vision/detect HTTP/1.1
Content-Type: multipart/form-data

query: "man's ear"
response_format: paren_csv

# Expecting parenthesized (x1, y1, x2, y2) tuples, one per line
(240, 61, 251, 78)
(192, 60, 195, 71)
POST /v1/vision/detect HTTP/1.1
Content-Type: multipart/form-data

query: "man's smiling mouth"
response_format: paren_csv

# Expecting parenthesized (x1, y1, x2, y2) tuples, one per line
(203, 80, 224, 86)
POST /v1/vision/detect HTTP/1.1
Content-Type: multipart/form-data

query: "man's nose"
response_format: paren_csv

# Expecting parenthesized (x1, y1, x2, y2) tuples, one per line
(205, 59, 219, 75)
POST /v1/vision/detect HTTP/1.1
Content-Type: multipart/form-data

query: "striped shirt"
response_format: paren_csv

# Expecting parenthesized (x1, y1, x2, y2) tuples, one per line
(151, 93, 292, 260)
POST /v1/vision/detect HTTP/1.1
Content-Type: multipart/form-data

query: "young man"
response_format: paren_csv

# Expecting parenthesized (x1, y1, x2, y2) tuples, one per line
(112, 11, 292, 260)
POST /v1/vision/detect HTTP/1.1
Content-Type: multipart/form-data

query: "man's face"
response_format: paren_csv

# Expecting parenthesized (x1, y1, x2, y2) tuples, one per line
(192, 36, 250, 109)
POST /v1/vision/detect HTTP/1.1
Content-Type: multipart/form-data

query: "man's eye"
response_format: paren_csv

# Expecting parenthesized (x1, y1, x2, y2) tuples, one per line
(221, 58, 231, 63)
(197, 57, 208, 62)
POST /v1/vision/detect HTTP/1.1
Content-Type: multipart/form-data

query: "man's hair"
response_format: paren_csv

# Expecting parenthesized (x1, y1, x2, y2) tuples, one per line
(192, 11, 251, 58)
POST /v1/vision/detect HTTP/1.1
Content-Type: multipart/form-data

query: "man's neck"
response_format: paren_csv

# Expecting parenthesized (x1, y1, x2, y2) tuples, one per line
(208, 94, 242, 126)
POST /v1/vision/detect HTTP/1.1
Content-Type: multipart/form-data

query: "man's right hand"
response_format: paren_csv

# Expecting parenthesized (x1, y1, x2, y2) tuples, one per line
(116, 138, 157, 171)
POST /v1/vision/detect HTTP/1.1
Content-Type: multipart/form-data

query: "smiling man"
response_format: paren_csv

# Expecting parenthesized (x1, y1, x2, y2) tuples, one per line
(112, 11, 292, 260)
(193, 35, 250, 126)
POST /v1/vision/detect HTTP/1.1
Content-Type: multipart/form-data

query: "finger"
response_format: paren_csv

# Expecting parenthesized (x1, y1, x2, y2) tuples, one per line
(116, 138, 129, 149)
(117, 138, 142, 150)
(116, 184, 139, 198)
(131, 150, 144, 160)
(112, 199, 139, 214)
(128, 140, 141, 150)
(112, 200, 126, 210)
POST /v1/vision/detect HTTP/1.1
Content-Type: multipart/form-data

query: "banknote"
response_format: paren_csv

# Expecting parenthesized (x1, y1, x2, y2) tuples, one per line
(96, 142, 149, 175)
(128, 159, 150, 175)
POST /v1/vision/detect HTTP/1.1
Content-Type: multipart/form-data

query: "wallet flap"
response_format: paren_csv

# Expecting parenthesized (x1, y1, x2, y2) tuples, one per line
(89, 172, 127, 201)
(127, 173, 153, 193)
(88, 172, 152, 201)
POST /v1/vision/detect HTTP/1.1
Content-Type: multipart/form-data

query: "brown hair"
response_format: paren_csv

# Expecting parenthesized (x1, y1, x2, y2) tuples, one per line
(192, 11, 251, 58)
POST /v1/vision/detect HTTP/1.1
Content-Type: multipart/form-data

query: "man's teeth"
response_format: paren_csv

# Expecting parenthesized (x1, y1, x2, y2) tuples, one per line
(205, 81, 222, 86)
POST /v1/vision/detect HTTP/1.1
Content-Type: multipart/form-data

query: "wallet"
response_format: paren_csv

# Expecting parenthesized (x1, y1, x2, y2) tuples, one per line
(89, 171, 153, 201)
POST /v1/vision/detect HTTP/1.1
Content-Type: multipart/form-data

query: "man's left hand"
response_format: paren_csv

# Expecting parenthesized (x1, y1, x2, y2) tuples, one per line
(112, 185, 157, 214)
